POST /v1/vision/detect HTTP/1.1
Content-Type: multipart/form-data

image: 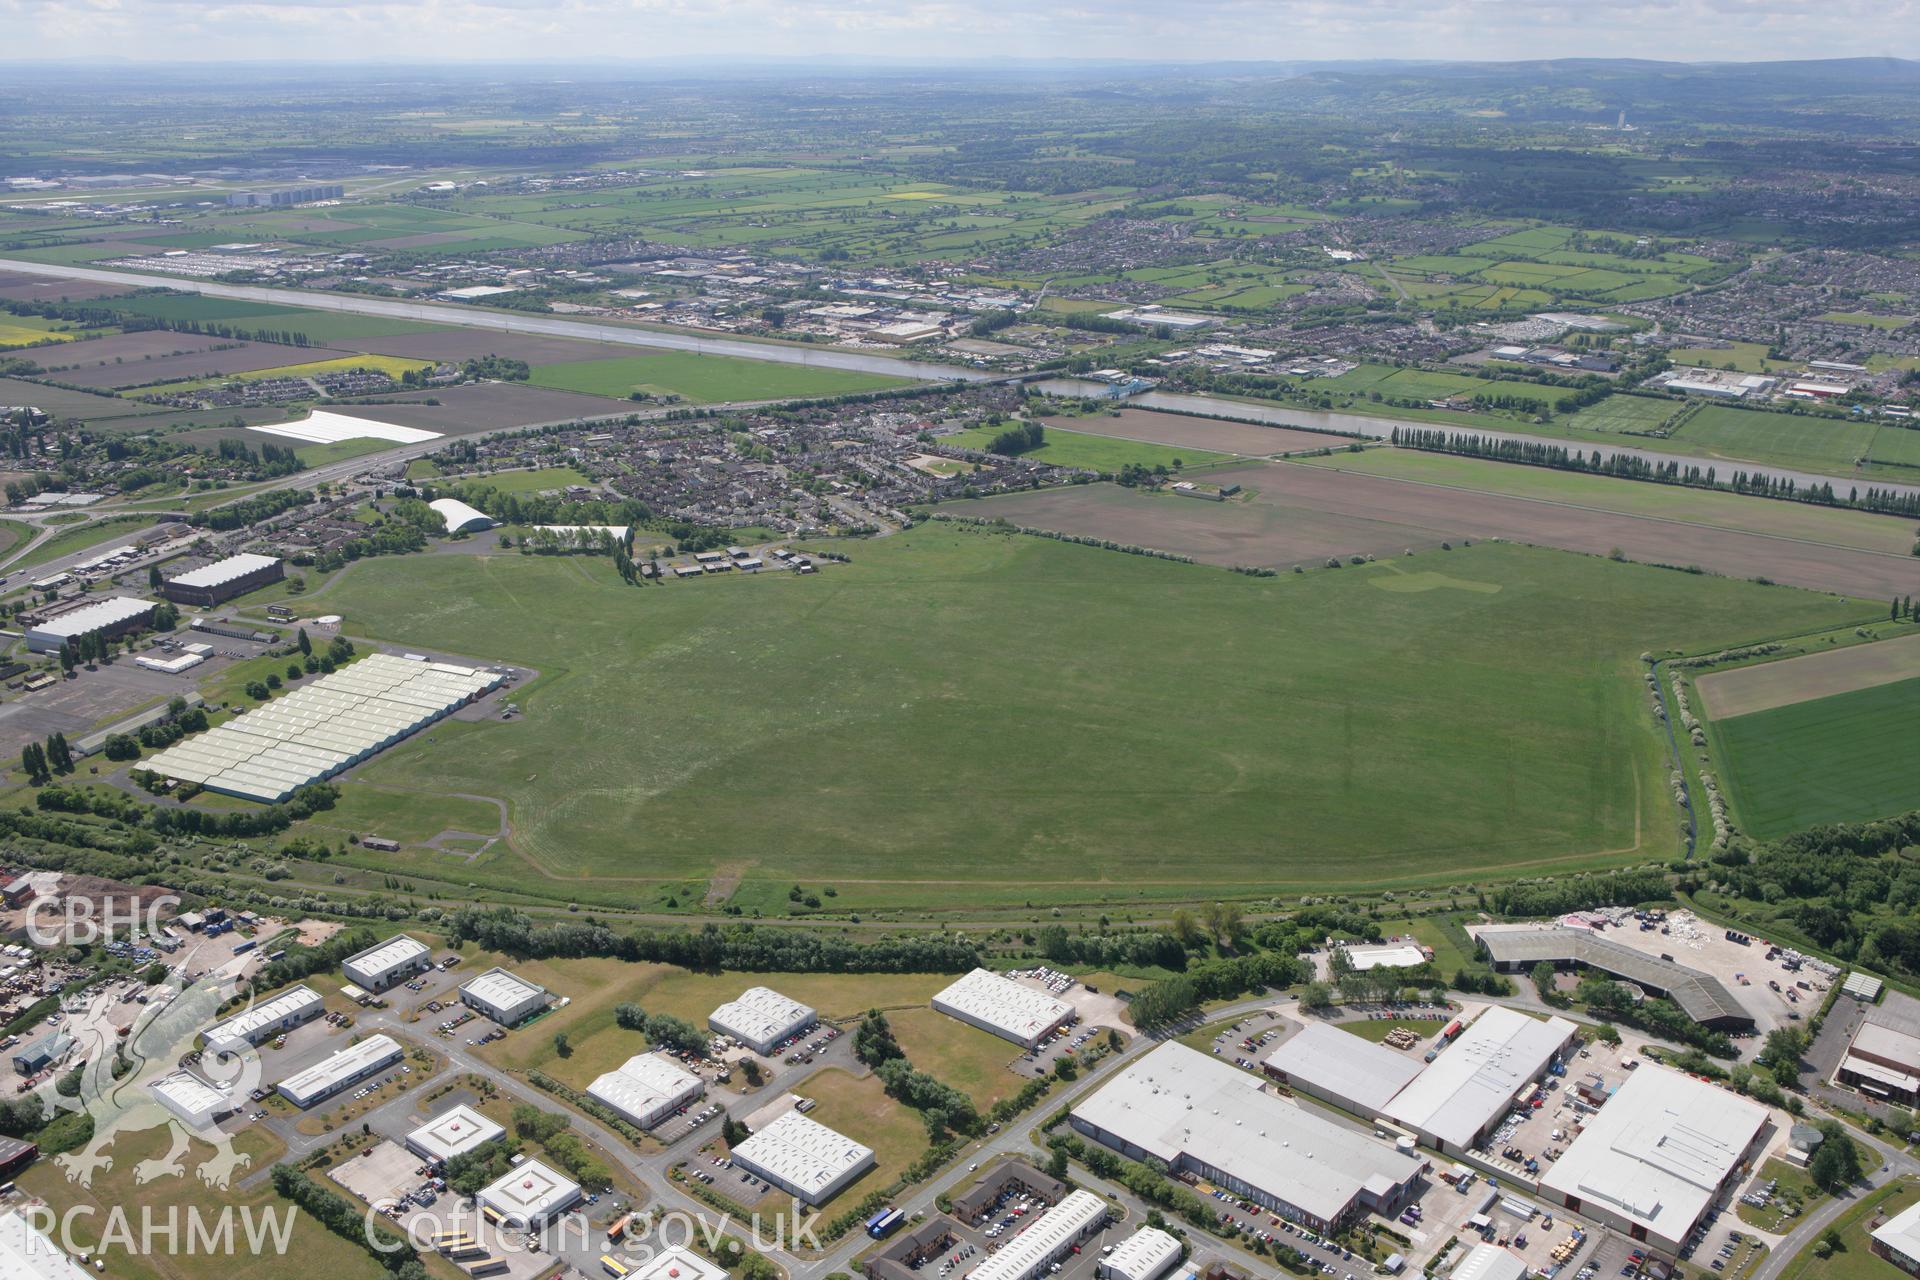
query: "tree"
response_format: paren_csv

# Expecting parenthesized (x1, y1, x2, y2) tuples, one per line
(1808, 1121, 1862, 1192)
(1170, 908, 1204, 949)
(1046, 1146, 1070, 1180)
(19, 742, 47, 784)
(297, 628, 312, 657)
(1300, 981, 1334, 1011)
(57, 643, 74, 675)
(740, 1058, 762, 1087)
(1761, 1027, 1807, 1088)
(45, 732, 71, 774)
(552, 1031, 572, 1058)
(148, 565, 162, 589)
(1206, 901, 1244, 946)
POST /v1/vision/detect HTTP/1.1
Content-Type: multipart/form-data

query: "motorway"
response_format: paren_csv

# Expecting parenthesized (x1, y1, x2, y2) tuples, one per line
(0, 257, 995, 384)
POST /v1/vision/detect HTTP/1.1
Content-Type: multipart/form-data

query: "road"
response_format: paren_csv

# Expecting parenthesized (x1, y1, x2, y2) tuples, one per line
(0, 257, 994, 385)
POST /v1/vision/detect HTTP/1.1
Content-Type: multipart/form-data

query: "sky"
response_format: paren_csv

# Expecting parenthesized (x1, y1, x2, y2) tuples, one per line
(2, 0, 1917, 64)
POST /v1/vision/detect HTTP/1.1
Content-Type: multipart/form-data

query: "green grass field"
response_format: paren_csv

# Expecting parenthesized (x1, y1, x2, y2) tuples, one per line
(526, 352, 913, 403)
(943, 423, 1233, 472)
(297, 526, 1866, 911)
(1560, 395, 1683, 435)
(1711, 675, 1920, 838)
(0, 513, 156, 574)
(1671, 404, 1876, 474)
(446, 466, 594, 495)
(1775, 1178, 1914, 1280)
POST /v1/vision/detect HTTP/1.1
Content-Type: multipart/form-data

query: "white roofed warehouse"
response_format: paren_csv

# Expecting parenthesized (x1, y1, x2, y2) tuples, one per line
(1261, 1021, 1423, 1118)
(1872, 1199, 1920, 1274)
(460, 967, 549, 1026)
(429, 497, 495, 534)
(732, 1108, 875, 1206)
(24, 596, 156, 654)
(0, 1210, 92, 1280)
(342, 934, 433, 992)
(1071, 1042, 1423, 1231)
(276, 1033, 403, 1109)
(586, 1052, 704, 1129)
(963, 1190, 1109, 1280)
(160, 553, 284, 607)
(477, 1156, 581, 1228)
(201, 985, 323, 1056)
(141, 653, 504, 803)
(406, 1103, 505, 1163)
(149, 1072, 233, 1129)
(1380, 1006, 1576, 1154)
(932, 968, 1073, 1048)
(1538, 1063, 1772, 1255)
(709, 986, 817, 1054)
(1099, 1225, 1181, 1280)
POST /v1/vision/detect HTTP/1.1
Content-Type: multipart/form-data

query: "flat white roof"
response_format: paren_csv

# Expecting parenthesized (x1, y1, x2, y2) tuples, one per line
(933, 968, 1072, 1043)
(586, 1052, 703, 1122)
(477, 1156, 580, 1224)
(144, 653, 503, 802)
(1072, 1043, 1421, 1226)
(1262, 1021, 1424, 1114)
(408, 1103, 506, 1162)
(0, 1211, 90, 1280)
(278, 1033, 401, 1103)
(964, 1190, 1106, 1280)
(462, 967, 546, 1010)
(1382, 1006, 1574, 1150)
(710, 986, 816, 1045)
(204, 985, 321, 1047)
(1103, 1224, 1181, 1280)
(1873, 1199, 1920, 1265)
(628, 1246, 728, 1280)
(733, 1109, 874, 1201)
(149, 1071, 228, 1121)
(29, 596, 153, 640)
(1539, 1063, 1770, 1244)
(166, 553, 281, 590)
(345, 934, 429, 979)
(1843, 971, 1884, 1000)
(1345, 942, 1428, 971)
(1450, 1243, 1528, 1280)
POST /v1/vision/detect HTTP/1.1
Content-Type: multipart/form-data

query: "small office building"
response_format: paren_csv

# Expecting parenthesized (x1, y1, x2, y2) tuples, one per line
(459, 967, 549, 1026)
(341, 935, 433, 993)
(276, 1034, 403, 1109)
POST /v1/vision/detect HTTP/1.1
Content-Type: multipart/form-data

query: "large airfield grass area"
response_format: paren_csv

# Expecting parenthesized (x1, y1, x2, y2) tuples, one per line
(525, 351, 914, 403)
(302, 525, 1868, 911)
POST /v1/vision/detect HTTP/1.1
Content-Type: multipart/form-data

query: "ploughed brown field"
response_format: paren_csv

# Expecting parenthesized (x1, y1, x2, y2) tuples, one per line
(1040, 408, 1351, 456)
(963, 459, 1920, 599)
(0, 271, 133, 303)
(1697, 630, 1920, 718)
(44, 335, 337, 387)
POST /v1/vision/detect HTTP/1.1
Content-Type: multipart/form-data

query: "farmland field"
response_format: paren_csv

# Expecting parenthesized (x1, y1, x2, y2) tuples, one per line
(1669, 404, 1876, 473)
(527, 351, 912, 403)
(1037, 408, 1353, 456)
(1696, 630, 1920, 718)
(302, 525, 1863, 911)
(969, 459, 1920, 597)
(942, 422, 1232, 472)
(1709, 675, 1920, 837)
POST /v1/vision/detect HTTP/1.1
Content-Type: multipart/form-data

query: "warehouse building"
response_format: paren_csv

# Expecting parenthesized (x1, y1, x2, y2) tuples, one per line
(709, 986, 817, 1054)
(630, 1247, 728, 1280)
(963, 1190, 1109, 1280)
(477, 1157, 581, 1228)
(161, 553, 284, 607)
(429, 497, 495, 534)
(460, 967, 549, 1026)
(0, 1210, 90, 1280)
(586, 1052, 705, 1130)
(201, 985, 323, 1056)
(149, 1072, 233, 1129)
(277, 1033, 403, 1109)
(142, 653, 504, 803)
(1100, 1225, 1181, 1280)
(10, 1031, 72, 1076)
(1071, 1043, 1422, 1231)
(1381, 1006, 1576, 1154)
(342, 934, 433, 992)
(0, 1137, 37, 1181)
(1837, 994, 1920, 1105)
(932, 968, 1073, 1048)
(24, 596, 155, 654)
(1343, 941, 1430, 972)
(1871, 1199, 1920, 1276)
(1261, 1021, 1423, 1117)
(1449, 1244, 1529, 1280)
(1538, 1063, 1771, 1255)
(1476, 927, 1753, 1031)
(732, 1109, 875, 1206)
(406, 1104, 506, 1163)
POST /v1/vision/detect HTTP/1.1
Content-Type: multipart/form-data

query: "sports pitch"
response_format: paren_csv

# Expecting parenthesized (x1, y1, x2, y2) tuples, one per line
(300, 525, 1864, 910)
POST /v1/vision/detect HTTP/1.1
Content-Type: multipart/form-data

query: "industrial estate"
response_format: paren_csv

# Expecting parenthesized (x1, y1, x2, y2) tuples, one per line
(0, 39, 1918, 1280)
